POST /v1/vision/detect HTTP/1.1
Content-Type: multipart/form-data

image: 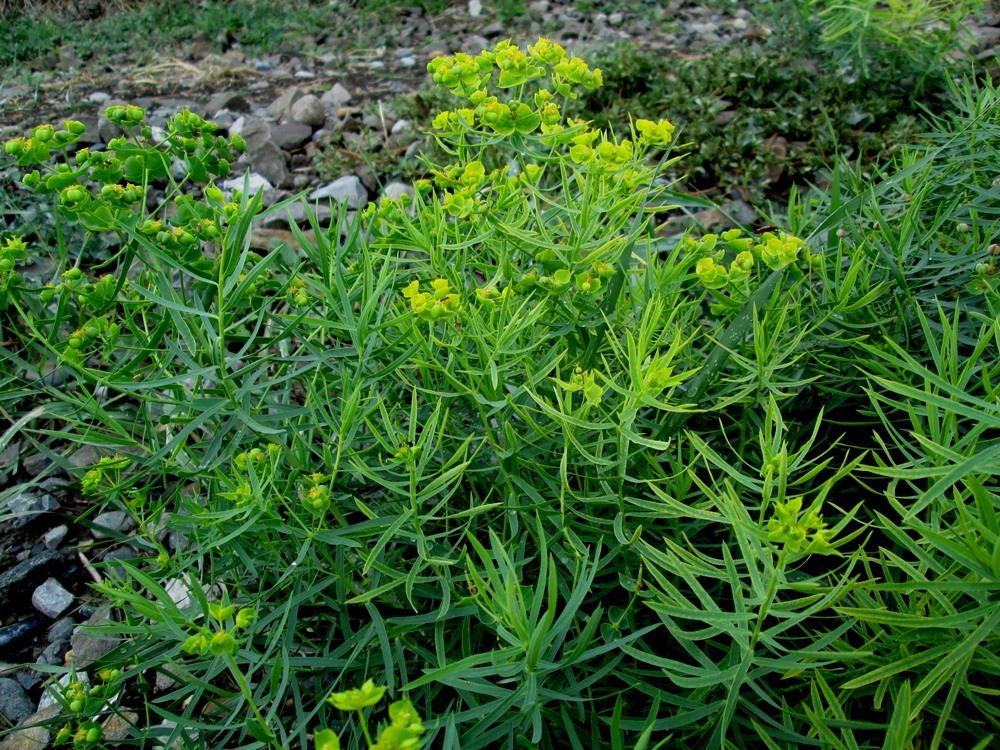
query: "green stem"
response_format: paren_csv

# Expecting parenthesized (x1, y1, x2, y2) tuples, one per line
(224, 654, 281, 750)
(357, 708, 375, 747)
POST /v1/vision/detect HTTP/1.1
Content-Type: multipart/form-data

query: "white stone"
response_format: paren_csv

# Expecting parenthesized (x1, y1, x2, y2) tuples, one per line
(222, 171, 274, 199)
(32, 578, 74, 618)
(469, 0, 482, 16)
(310, 175, 368, 209)
(290, 94, 326, 128)
(42, 525, 68, 550)
(39, 673, 88, 711)
(321, 83, 352, 110)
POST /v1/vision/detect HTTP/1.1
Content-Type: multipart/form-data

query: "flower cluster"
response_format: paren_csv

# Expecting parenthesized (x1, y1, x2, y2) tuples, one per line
(181, 602, 256, 657)
(766, 497, 835, 556)
(52, 669, 122, 749)
(317, 680, 426, 750)
(401, 278, 461, 322)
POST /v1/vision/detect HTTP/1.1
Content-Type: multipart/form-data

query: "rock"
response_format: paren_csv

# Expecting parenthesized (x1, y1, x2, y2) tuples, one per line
(0, 550, 62, 602)
(91, 510, 131, 539)
(391, 119, 411, 135)
(163, 577, 196, 611)
(87, 91, 111, 105)
(0, 440, 19, 469)
(41, 525, 68, 551)
(0, 704, 61, 750)
(101, 711, 138, 742)
(249, 141, 291, 188)
(97, 116, 126, 144)
(468, 0, 482, 17)
(206, 90, 250, 114)
(270, 121, 313, 150)
(310, 175, 368, 209)
(290, 95, 326, 128)
(69, 609, 119, 667)
(47, 617, 76, 644)
(398, 56, 417, 67)
(260, 201, 334, 229)
(4, 488, 60, 529)
(608, 11, 624, 26)
(0, 677, 33, 724)
(383, 182, 415, 203)
(0, 617, 47, 653)
(68, 445, 99, 468)
(222, 171, 275, 200)
(267, 87, 303, 120)
(100, 546, 135, 582)
(37, 641, 67, 666)
(460, 35, 490, 55)
(31, 578, 74, 619)
(320, 82, 352, 110)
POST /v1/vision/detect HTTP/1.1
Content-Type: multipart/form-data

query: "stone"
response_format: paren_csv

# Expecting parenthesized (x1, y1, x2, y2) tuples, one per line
(0, 677, 33, 724)
(391, 119, 411, 135)
(310, 175, 368, 209)
(0, 704, 60, 750)
(68, 445, 99, 468)
(100, 546, 136, 582)
(41, 525, 68, 551)
(260, 201, 334, 229)
(608, 11, 624, 26)
(0, 550, 62, 601)
(270, 121, 313, 150)
(31, 578, 73, 619)
(87, 91, 111, 105)
(91, 510, 131, 539)
(69, 609, 119, 667)
(101, 710, 138, 742)
(398, 56, 417, 67)
(383, 182, 415, 203)
(267, 87, 303, 120)
(222, 172, 275, 200)
(47, 616, 76, 644)
(5, 489, 60, 529)
(206, 90, 250, 114)
(320, 82, 352, 110)
(249, 141, 290, 188)
(290, 94, 326, 128)
(468, 0, 482, 17)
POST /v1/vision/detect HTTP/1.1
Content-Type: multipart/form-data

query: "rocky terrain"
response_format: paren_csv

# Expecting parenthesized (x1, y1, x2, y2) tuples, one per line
(2, 0, 1000, 745)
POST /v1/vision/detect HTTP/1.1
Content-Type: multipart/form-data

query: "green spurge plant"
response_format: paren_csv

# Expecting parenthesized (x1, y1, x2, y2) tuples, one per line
(10, 34, 996, 750)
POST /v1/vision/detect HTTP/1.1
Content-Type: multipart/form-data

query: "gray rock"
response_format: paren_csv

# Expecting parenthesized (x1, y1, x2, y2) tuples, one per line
(608, 11, 624, 26)
(102, 711, 138, 742)
(261, 201, 334, 229)
(68, 445, 99, 468)
(0, 440, 19, 469)
(270, 121, 313, 150)
(249, 141, 290, 188)
(468, 0, 482, 17)
(398, 56, 417, 68)
(267, 87, 303, 120)
(41, 525, 68, 550)
(0, 677, 33, 724)
(47, 616, 76, 644)
(4, 489, 60, 528)
(87, 91, 111, 105)
(383, 182, 415, 203)
(91, 510, 131, 539)
(0, 550, 62, 601)
(310, 175, 368, 209)
(237, 117, 274, 153)
(38, 640, 67, 666)
(460, 35, 490, 55)
(31, 578, 73, 619)
(0, 704, 60, 750)
(320, 82, 352, 110)
(69, 609, 119, 667)
(293, 69, 316, 79)
(391, 119, 411, 135)
(290, 94, 326, 128)
(222, 171, 275, 200)
(100, 546, 136, 583)
(206, 90, 250, 114)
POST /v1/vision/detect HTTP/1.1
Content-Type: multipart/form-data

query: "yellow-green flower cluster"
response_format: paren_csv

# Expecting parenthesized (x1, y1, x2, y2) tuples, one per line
(559, 366, 604, 407)
(181, 603, 257, 657)
(402, 278, 461, 322)
(320, 681, 426, 750)
(767, 497, 835, 555)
